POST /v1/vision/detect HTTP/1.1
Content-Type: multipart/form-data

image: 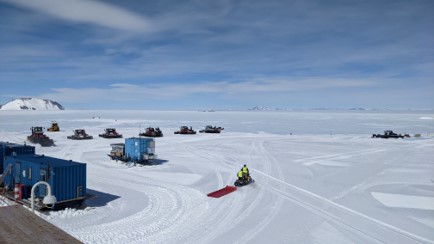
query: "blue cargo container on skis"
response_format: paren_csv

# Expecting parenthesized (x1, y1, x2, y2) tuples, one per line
(108, 137, 156, 164)
(3, 154, 86, 209)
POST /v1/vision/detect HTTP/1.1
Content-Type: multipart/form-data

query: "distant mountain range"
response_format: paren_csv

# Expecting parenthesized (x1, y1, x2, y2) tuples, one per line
(0, 98, 65, 110)
(247, 106, 376, 111)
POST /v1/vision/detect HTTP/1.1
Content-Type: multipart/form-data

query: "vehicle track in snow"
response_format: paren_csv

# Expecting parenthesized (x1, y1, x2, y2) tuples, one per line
(41, 137, 209, 244)
(186, 137, 287, 243)
(295, 148, 387, 166)
(63, 173, 208, 244)
(46, 175, 126, 232)
(50, 137, 237, 244)
(327, 146, 406, 202)
(252, 169, 433, 243)
(53, 141, 81, 160)
(233, 139, 285, 244)
(41, 133, 434, 243)
(199, 139, 274, 243)
(184, 141, 246, 243)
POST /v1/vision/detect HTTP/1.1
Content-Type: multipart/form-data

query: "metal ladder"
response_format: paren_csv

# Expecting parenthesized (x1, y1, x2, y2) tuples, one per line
(0, 163, 12, 184)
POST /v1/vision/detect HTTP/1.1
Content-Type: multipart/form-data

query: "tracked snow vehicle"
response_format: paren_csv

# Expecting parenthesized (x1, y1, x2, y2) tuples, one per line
(139, 127, 163, 137)
(67, 129, 93, 140)
(99, 128, 122, 138)
(174, 126, 196, 134)
(199, 125, 224, 133)
(27, 126, 55, 147)
(47, 121, 60, 132)
(372, 130, 405, 139)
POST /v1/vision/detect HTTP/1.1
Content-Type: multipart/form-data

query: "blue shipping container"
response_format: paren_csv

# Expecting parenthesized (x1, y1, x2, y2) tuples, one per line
(3, 154, 86, 204)
(0, 142, 35, 174)
(125, 137, 155, 162)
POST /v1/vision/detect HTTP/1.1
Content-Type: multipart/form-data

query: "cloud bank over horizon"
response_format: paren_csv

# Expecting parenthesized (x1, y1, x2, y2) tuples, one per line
(0, 0, 433, 109)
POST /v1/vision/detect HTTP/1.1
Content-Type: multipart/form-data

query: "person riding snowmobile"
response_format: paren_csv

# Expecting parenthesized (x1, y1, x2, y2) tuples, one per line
(235, 166, 253, 186)
(241, 164, 249, 180)
(237, 170, 243, 181)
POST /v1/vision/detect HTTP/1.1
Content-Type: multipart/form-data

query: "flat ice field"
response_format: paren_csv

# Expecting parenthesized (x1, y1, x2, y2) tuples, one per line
(1, 110, 434, 243)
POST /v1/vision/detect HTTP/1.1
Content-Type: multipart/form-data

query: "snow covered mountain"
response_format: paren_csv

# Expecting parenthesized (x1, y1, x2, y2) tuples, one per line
(0, 98, 65, 110)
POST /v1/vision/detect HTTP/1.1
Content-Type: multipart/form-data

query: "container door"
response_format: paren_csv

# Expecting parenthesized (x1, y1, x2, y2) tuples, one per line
(77, 186, 84, 198)
(15, 162, 21, 184)
(40, 169, 47, 181)
(135, 141, 139, 160)
(147, 141, 155, 154)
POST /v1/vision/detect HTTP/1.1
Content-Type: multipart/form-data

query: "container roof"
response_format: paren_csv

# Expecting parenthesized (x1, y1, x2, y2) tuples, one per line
(6, 154, 85, 167)
(126, 137, 154, 141)
(0, 141, 35, 149)
(110, 143, 125, 146)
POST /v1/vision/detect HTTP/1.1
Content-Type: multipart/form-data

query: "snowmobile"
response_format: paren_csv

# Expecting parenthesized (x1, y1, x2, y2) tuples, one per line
(27, 126, 55, 147)
(199, 125, 224, 133)
(67, 129, 93, 140)
(47, 121, 60, 132)
(234, 175, 254, 187)
(207, 173, 254, 198)
(174, 126, 196, 134)
(99, 128, 123, 138)
(139, 127, 163, 137)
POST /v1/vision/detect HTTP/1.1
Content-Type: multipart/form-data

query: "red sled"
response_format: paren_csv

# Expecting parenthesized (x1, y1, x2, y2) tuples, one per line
(207, 185, 237, 198)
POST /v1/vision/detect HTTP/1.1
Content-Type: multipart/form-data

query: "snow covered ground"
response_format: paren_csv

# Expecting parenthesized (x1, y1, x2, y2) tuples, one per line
(1, 110, 433, 243)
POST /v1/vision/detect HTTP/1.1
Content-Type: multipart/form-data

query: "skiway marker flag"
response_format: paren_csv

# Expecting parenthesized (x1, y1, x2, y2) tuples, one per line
(207, 185, 237, 198)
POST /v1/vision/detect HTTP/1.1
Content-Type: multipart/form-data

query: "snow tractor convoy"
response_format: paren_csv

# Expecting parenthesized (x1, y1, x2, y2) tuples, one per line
(47, 121, 60, 132)
(67, 129, 93, 140)
(199, 125, 224, 133)
(99, 128, 123, 138)
(139, 127, 163, 137)
(372, 130, 408, 139)
(27, 126, 55, 147)
(174, 126, 196, 134)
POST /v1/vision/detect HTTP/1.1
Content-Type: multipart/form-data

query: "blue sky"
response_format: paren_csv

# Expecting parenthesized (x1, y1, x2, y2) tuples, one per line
(0, 0, 433, 110)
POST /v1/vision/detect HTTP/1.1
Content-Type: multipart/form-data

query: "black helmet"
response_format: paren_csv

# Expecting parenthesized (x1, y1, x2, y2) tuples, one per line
(244, 164, 246, 167)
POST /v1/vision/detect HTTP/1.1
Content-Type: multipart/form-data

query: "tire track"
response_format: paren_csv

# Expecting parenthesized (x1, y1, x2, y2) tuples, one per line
(295, 148, 387, 166)
(234, 139, 285, 243)
(67, 178, 207, 244)
(252, 169, 432, 244)
(184, 142, 245, 243)
(47, 139, 210, 244)
(181, 137, 278, 243)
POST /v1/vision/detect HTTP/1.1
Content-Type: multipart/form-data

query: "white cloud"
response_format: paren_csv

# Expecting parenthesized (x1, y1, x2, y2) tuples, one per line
(0, 0, 152, 32)
(2, 0, 432, 109)
(38, 78, 377, 104)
